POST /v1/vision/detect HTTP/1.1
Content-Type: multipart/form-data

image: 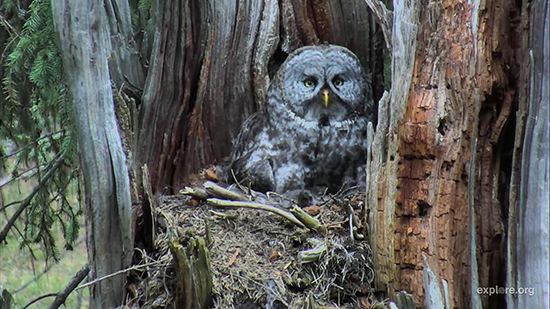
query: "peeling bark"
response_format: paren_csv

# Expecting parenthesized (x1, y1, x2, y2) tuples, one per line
(367, 0, 528, 307)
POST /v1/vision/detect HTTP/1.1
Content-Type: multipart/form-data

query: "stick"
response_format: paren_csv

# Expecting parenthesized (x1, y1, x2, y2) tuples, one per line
(230, 169, 253, 197)
(76, 260, 164, 291)
(48, 264, 90, 309)
(207, 198, 305, 228)
(180, 186, 210, 200)
(203, 181, 249, 201)
(22, 293, 57, 309)
(289, 206, 327, 234)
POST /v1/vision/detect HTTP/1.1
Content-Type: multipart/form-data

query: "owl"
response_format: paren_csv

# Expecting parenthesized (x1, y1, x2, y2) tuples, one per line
(227, 45, 374, 200)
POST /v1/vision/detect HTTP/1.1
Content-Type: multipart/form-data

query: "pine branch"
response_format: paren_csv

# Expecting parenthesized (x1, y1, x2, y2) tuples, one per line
(0, 130, 65, 160)
(0, 152, 66, 243)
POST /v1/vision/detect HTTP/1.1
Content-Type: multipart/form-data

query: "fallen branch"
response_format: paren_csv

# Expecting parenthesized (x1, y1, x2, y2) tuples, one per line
(289, 206, 327, 234)
(207, 198, 305, 228)
(48, 264, 90, 309)
(203, 181, 249, 201)
(180, 186, 210, 200)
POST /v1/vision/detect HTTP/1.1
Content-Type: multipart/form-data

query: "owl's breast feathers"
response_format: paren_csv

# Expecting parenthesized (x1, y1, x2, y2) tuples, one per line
(305, 115, 368, 185)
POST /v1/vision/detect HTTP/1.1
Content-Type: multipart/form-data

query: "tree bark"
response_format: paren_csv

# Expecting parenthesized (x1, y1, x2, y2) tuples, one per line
(52, 1, 134, 307)
(136, 0, 384, 193)
(365, 0, 543, 307)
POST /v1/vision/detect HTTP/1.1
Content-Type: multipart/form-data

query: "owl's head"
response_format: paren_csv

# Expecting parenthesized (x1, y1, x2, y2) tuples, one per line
(268, 45, 369, 122)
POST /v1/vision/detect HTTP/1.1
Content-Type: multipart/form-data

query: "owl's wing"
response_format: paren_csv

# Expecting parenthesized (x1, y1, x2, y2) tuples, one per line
(227, 110, 276, 192)
(230, 110, 268, 160)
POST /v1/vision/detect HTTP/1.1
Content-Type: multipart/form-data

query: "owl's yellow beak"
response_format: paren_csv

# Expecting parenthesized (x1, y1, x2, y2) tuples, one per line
(323, 89, 329, 107)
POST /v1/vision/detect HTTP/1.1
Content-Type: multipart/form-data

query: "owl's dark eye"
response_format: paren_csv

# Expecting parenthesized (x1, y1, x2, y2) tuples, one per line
(303, 79, 316, 88)
(333, 77, 345, 87)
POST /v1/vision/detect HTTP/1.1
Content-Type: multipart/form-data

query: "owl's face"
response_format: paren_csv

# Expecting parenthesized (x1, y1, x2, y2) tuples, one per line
(272, 45, 367, 122)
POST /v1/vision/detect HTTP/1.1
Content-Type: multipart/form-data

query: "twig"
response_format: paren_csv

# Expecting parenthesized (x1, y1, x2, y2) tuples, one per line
(76, 260, 165, 291)
(337, 185, 361, 198)
(207, 198, 305, 228)
(22, 293, 57, 309)
(0, 200, 22, 212)
(15, 261, 56, 294)
(227, 248, 240, 267)
(266, 192, 296, 204)
(0, 210, 38, 261)
(0, 130, 66, 160)
(15, 239, 86, 294)
(48, 264, 90, 309)
(0, 13, 18, 36)
(0, 153, 66, 243)
(332, 181, 349, 197)
(230, 169, 252, 197)
(0, 161, 52, 189)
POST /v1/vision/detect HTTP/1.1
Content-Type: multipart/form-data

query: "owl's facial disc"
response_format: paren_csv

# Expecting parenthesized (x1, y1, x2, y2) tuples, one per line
(275, 46, 366, 120)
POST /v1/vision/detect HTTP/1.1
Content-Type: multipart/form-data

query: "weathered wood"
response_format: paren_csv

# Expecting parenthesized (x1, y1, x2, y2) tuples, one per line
(136, 0, 383, 193)
(103, 0, 145, 89)
(507, 1, 550, 308)
(366, 0, 417, 301)
(52, 1, 134, 307)
(169, 233, 213, 309)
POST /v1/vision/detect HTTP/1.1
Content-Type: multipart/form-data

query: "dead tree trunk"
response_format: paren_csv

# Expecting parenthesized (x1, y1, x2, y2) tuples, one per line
(507, 0, 549, 308)
(52, 1, 141, 307)
(366, 0, 548, 308)
(135, 0, 384, 193)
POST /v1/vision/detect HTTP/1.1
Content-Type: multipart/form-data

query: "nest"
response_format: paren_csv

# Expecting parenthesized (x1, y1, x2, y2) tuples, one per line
(126, 183, 376, 309)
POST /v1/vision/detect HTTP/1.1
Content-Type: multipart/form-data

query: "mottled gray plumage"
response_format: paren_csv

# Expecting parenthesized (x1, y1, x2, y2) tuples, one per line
(228, 45, 374, 198)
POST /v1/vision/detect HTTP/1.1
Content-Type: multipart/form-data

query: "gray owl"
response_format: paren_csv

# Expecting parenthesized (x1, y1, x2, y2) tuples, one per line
(228, 45, 374, 199)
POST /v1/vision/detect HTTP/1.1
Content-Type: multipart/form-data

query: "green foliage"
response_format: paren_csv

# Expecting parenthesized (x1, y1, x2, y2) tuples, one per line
(131, 0, 153, 34)
(0, 0, 80, 261)
(130, 0, 154, 62)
